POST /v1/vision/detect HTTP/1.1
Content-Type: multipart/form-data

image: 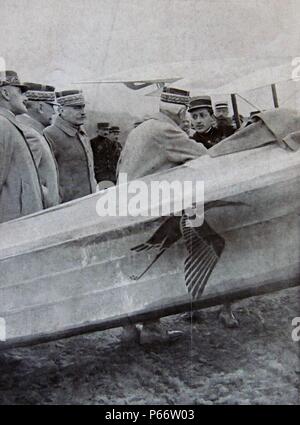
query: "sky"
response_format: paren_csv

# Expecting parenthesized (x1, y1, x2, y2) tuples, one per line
(1, 0, 300, 117)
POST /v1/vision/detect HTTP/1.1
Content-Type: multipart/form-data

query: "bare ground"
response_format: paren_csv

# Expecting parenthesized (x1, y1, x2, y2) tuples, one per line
(0, 287, 299, 405)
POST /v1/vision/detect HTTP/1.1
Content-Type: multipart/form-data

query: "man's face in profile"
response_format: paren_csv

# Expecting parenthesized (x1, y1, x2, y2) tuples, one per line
(5, 86, 28, 115)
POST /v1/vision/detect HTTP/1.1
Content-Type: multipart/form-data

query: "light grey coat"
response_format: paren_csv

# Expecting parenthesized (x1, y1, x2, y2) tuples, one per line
(117, 112, 208, 181)
(17, 114, 60, 208)
(0, 107, 43, 223)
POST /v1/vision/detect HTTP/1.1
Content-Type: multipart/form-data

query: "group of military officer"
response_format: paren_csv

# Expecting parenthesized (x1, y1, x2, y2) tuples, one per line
(0, 70, 123, 223)
(0, 70, 241, 344)
(0, 69, 239, 226)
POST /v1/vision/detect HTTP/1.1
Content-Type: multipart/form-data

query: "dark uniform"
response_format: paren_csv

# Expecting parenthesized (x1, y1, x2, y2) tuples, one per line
(91, 135, 122, 184)
(189, 96, 223, 149)
(214, 102, 235, 140)
(215, 117, 235, 140)
(191, 126, 223, 149)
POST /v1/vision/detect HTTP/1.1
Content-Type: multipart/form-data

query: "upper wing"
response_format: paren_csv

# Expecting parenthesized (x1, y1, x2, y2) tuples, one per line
(74, 77, 182, 90)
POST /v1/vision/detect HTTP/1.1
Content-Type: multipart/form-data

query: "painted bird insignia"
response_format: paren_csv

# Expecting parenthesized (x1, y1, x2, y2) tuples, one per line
(130, 201, 247, 300)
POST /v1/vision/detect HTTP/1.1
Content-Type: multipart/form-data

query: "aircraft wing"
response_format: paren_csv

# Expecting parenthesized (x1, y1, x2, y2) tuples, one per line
(74, 77, 182, 90)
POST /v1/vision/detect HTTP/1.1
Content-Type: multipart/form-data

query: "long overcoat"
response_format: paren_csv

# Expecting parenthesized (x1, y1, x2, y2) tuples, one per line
(117, 113, 207, 181)
(0, 107, 43, 223)
(17, 113, 60, 208)
(44, 116, 97, 203)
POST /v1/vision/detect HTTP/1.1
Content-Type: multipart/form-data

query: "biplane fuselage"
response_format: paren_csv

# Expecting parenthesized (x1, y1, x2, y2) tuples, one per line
(0, 142, 299, 349)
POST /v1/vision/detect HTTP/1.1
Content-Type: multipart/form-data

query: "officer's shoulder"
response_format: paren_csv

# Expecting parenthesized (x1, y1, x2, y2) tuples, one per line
(44, 123, 56, 134)
(0, 114, 17, 137)
(149, 119, 180, 136)
(0, 114, 13, 127)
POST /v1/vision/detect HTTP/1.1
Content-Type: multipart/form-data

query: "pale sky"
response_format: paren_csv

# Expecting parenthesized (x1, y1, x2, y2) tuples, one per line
(1, 0, 300, 116)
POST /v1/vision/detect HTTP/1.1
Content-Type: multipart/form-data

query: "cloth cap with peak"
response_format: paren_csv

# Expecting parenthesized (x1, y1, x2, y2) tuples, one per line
(188, 95, 212, 112)
(24, 82, 58, 104)
(215, 101, 229, 109)
(97, 122, 110, 129)
(0, 70, 28, 93)
(160, 87, 190, 106)
(55, 90, 85, 106)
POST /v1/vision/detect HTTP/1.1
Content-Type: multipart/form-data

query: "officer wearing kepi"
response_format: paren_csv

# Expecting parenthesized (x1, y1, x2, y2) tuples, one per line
(91, 122, 122, 187)
(91, 122, 110, 184)
(109, 125, 122, 145)
(214, 101, 235, 140)
(44, 90, 96, 202)
(0, 70, 43, 223)
(189, 95, 222, 149)
(17, 83, 60, 207)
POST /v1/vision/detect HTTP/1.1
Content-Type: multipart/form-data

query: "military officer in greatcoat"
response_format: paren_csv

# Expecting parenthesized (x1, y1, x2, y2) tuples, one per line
(0, 70, 43, 223)
(118, 87, 208, 345)
(44, 90, 97, 203)
(17, 83, 60, 207)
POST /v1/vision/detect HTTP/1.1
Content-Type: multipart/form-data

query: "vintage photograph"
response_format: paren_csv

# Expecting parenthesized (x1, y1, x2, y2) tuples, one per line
(0, 0, 299, 406)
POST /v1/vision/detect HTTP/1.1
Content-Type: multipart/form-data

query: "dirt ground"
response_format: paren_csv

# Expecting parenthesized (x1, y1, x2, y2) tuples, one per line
(0, 287, 299, 405)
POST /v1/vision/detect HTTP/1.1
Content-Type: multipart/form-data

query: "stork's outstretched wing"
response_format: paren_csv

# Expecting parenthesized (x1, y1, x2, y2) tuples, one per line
(180, 215, 225, 299)
(130, 216, 182, 280)
(131, 200, 244, 287)
(131, 215, 181, 253)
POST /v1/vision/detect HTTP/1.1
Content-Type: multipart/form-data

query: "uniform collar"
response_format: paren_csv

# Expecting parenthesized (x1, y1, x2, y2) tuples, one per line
(0, 107, 29, 136)
(194, 126, 214, 136)
(0, 106, 17, 121)
(19, 113, 45, 135)
(54, 115, 86, 137)
(151, 112, 180, 128)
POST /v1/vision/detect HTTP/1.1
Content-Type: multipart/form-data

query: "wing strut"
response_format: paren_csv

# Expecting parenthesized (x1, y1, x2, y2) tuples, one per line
(231, 93, 241, 129)
(271, 83, 279, 108)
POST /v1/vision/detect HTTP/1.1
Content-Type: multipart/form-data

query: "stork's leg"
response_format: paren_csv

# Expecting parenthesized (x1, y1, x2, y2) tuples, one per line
(181, 309, 204, 322)
(219, 303, 239, 328)
(140, 319, 184, 345)
(120, 324, 140, 344)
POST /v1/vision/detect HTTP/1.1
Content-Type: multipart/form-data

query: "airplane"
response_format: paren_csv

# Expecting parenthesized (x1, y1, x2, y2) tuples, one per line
(0, 61, 299, 350)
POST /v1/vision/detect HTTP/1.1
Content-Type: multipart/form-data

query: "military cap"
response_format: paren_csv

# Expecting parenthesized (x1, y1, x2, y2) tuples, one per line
(109, 126, 120, 133)
(55, 90, 85, 106)
(24, 82, 57, 104)
(0, 70, 28, 93)
(97, 122, 110, 129)
(160, 87, 190, 106)
(188, 95, 212, 112)
(215, 101, 229, 110)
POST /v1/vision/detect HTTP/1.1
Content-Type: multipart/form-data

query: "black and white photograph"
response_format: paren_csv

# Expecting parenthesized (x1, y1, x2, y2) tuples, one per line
(0, 0, 299, 407)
